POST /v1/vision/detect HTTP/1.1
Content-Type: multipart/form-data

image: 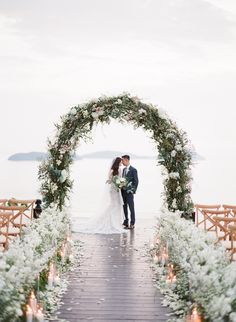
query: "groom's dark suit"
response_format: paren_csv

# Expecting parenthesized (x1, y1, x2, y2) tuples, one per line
(121, 165, 139, 226)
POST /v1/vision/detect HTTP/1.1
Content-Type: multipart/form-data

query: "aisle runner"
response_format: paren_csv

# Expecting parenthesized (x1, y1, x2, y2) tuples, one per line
(52, 220, 170, 322)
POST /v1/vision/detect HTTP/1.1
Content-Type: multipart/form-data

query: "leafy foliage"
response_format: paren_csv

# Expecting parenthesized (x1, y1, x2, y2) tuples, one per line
(39, 93, 193, 213)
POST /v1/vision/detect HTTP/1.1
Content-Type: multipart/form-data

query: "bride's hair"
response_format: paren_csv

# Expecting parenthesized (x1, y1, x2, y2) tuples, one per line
(111, 157, 122, 175)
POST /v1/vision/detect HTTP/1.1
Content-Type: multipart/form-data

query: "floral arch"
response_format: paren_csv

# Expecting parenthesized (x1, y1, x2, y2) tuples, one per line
(39, 93, 193, 215)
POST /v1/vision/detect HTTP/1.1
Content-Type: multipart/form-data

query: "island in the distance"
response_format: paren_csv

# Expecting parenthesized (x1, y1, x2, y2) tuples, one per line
(8, 151, 156, 161)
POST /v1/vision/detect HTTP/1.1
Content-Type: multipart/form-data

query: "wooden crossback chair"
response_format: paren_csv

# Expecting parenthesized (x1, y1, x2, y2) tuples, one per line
(212, 216, 236, 241)
(222, 204, 236, 211)
(228, 225, 236, 261)
(232, 210, 236, 218)
(200, 209, 231, 233)
(222, 205, 236, 219)
(8, 199, 36, 220)
(195, 204, 221, 229)
(0, 205, 26, 235)
(0, 199, 35, 235)
(0, 199, 8, 206)
(0, 211, 12, 250)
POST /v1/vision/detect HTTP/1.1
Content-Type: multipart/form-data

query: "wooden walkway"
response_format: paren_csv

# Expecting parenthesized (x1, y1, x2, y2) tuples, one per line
(53, 219, 170, 322)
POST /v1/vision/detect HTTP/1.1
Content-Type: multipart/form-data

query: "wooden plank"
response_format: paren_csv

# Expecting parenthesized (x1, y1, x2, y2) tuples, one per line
(51, 219, 170, 321)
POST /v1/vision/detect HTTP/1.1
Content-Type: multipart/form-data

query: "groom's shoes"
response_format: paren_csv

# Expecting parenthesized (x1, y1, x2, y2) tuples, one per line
(129, 224, 135, 230)
(123, 221, 129, 229)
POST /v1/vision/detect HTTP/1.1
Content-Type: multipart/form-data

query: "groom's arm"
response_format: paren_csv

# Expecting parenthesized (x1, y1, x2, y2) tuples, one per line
(132, 168, 139, 193)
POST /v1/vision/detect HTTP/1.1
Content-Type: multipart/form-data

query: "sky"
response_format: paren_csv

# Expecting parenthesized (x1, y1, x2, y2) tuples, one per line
(0, 0, 236, 159)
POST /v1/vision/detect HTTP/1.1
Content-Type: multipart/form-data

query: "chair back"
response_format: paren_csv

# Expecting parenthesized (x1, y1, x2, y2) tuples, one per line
(200, 209, 230, 232)
(222, 204, 236, 211)
(8, 199, 36, 220)
(195, 204, 221, 228)
(0, 205, 29, 235)
(228, 224, 236, 261)
(0, 199, 36, 250)
(0, 199, 8, 206)
(0, 211, 11, 250)
(222, 205, 236, 218)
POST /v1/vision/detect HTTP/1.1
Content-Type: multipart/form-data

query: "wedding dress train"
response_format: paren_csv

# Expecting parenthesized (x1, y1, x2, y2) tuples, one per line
(75, 178, 127, 234)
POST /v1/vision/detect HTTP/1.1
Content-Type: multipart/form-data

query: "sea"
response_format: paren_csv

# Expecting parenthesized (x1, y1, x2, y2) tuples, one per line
(1, 157, 236, 224)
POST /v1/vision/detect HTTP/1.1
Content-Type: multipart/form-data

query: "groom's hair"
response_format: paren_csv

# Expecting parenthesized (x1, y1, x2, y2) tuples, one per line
(122, 155, 130, 160)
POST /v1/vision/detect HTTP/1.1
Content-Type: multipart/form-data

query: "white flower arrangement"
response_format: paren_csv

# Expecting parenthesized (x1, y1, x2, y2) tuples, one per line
(0, 208, 71, 321)
(91, 106, 105, 120)
(70, 107, 77, 115)
(131, 96, 140, 104)
(60, 169, 69, 183)
(175, 144, 182, 151)
(115, 98, 123, 104)
(158, 108, 169, 120)
(176, 186, 182, 193)
(169, 172, 180, 180)
(82, 110, 89, 117)
(166, 132, 176, 139)
(50, 182, 58, 193)
(171, 198, 177, 209)
(151, 209, 236, 321)
(123, 113, 132, 121)
(112, 175, 128, 190)
(139, 108, 147, 115)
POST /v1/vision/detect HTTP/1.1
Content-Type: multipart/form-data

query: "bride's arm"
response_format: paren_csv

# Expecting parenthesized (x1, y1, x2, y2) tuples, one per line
(106, 169, 113, 184)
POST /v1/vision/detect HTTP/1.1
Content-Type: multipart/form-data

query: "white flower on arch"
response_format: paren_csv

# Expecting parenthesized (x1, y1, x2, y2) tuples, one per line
(169, 172, 180, 180)
(60, 169, 69, 183)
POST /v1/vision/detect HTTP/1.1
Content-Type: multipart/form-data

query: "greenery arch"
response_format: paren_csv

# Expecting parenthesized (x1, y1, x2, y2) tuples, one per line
(39, 93, 193, 214)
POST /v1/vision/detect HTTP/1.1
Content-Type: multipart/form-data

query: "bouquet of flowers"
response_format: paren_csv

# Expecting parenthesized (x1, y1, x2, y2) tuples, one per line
(112, 175, 134, 193)
(112, 175, 128, 191)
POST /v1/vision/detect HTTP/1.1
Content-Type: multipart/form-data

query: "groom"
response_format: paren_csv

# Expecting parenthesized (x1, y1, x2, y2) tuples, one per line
(121, 155, 139, 229)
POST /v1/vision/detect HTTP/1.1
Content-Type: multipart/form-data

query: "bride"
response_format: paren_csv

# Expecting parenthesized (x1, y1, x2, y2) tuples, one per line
(76, 157, 127, 234)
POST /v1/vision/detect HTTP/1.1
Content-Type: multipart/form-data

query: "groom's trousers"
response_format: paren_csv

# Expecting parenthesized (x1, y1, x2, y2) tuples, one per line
(121, 190, 135, 225)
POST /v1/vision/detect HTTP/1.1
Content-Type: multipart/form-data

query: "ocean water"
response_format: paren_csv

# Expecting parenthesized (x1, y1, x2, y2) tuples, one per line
(0, 157, 236, 221)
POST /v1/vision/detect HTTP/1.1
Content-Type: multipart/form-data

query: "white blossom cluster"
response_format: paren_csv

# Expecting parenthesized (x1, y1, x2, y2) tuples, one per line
(0, 208, 70, 321)
(91, 105, 105, 119)
(60, 169, 69, 183)
(152, 209, 236, 321)
(139, 108, 147, 115)
(70, 107, 77, 115)
(169, 172, 180, 180)
(115, 98, 123, 105)
(158, 108, 169, 120)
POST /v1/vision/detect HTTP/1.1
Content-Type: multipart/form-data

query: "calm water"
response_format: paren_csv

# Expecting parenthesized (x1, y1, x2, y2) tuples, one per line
(0, 157, 236, 221)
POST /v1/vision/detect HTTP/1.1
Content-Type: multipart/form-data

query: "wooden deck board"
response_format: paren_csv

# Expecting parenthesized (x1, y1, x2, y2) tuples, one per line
(52, 220, 171, 322)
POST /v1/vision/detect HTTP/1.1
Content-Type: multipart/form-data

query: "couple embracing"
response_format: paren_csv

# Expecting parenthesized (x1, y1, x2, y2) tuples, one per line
(110, 155, 138, 230)
(78, 155, 138, 234)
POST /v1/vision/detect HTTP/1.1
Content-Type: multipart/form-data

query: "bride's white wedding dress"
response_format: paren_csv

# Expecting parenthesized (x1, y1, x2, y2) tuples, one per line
(76, 168, 127, 234)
